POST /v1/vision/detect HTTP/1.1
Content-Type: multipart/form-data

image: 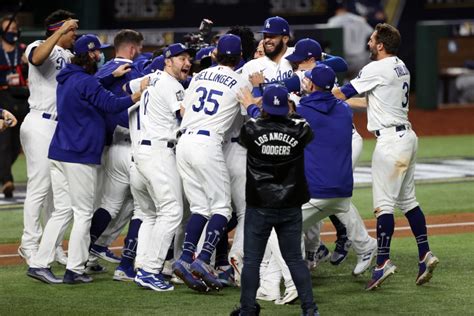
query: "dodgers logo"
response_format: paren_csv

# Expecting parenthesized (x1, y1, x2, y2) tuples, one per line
(273, 96, 280, 105)
(266, 21, 270, 29)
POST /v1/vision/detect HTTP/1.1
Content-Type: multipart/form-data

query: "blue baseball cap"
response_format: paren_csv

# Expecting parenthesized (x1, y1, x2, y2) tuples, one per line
(286, 38, 322, 62)
(259, 16, 290, 35)
(145, 55, 165, 73)
(195, 46, 216, 62)
(217, 34, 241, 55)
(74, 34, 110, 54)
(163, 43, 195, 58)
(304, 64, 336, 91)
(262, 85, 289, 116)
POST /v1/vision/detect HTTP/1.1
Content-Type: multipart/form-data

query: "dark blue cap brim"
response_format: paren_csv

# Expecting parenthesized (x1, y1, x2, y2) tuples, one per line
(258, 30, 290, 35)
(99, 44, 111, 50)
(263, 104, 289, 116)
(285, 53, 307, 62)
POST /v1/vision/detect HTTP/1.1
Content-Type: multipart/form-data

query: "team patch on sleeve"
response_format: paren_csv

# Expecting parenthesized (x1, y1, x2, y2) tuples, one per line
(176, 90, 185, 101)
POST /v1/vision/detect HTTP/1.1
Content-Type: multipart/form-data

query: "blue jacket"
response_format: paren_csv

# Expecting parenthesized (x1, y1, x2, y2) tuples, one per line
(96, 59, 142, 145)
(296, 91, 353, 198)
(49, 64, 135, 164)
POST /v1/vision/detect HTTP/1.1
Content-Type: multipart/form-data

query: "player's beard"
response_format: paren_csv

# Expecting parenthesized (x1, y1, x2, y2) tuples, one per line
(265, 40, 285, 60)
(369, 46, 378, 61)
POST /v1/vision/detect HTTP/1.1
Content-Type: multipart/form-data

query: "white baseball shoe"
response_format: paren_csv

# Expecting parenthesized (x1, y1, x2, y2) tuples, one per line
(353, 239, 377, 276)
(256, 287, 280, 302)
(275, 287, 298, 305)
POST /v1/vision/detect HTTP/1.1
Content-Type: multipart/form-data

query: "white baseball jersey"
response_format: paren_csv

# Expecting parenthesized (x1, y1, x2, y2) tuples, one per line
(25, 40, 73, 114)
(240, 47, 295, 83)
(350, 56, 411, 132)
(139, 70, 184, 142)
(181, 65, 251, 136)
(128, 102, 142, 157)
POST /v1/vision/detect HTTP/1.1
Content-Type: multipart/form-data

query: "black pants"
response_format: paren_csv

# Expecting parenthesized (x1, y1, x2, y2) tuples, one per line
(0, 89, 28, 185)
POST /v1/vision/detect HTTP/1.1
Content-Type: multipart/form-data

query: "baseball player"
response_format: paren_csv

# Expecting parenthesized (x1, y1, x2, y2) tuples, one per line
(283, 38, 377, 276)
(18, 10, 77, 265)
(172, 34, 252, 292)
(333, 23, 439, 290)
(130, 43, 193, 292)
(27, 34, 140, 284)
(87, 29, 145, 280)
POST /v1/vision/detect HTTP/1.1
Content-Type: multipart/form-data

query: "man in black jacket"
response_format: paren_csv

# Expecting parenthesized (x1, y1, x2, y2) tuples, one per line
(232, 85, 319, 316)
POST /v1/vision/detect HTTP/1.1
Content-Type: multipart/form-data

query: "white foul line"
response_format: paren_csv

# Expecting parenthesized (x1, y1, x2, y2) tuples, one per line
(1, 222, 473, 259)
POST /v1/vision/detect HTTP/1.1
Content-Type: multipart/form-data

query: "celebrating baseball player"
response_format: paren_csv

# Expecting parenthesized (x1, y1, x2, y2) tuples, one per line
(132, 43, 193, 292)
(333, 23, 439, 290)
(18, 9, 77, 266)
(27, 34, 141, 284)
(172, 34, 252, 292)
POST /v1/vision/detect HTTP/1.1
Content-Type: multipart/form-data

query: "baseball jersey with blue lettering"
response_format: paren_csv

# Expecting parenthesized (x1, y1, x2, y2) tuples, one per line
(181, 65, 251, 136)
(240, 47, 295, 83)
(138, 70, 184, 142)
(25, 40, 73, 114)
(350, 56, 411, 132)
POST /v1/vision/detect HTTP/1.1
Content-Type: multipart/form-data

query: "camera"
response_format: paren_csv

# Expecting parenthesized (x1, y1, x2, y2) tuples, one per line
(183, 18, 214, 51)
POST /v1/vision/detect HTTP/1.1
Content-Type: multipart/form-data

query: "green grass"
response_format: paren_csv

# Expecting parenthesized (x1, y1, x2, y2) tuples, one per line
(9, 135, 474, 184)
(357, 134, 474, 163)
(0, 233, 472, 315)
(12, 154, 26, 184)
(1, 181, 473, 244)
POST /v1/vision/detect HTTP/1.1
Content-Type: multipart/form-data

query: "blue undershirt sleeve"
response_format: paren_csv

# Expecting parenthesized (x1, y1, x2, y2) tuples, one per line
(340, 83, 359, 99)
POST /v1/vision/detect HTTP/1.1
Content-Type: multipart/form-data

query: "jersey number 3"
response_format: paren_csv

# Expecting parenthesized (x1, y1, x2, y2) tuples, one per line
(192, 87, 223, 115)
(402, 82, 409, 108)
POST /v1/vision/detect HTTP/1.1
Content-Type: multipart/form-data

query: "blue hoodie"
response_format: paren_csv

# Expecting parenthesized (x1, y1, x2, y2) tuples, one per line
(296, 91, 353, 198)
(49, 64, 135, 164)
(96, 58, 143, 145)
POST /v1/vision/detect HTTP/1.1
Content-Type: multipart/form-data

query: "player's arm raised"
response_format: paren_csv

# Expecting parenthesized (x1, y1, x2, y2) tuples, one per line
(30, 19, 78, 66)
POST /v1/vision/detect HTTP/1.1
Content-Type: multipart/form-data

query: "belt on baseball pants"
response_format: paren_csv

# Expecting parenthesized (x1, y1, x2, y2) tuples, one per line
(178, 128, 210, 138)
(230, 137, 239, 143)
(42, 112, 58, 121)
(141, 139, 175, 149)
(374, 125, 406, 137)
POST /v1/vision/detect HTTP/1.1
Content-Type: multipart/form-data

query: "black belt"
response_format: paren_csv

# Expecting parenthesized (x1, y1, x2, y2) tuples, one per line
(375, 125, 406, 137)
(230, 137, 239, 143)
(141, 139, 175, 148)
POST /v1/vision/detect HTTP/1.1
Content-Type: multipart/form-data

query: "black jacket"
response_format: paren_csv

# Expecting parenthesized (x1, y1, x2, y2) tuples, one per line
(239, 115, 313, 209)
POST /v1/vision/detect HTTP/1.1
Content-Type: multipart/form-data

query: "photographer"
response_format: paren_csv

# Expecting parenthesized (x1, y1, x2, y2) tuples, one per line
(0, 14, 28, 198)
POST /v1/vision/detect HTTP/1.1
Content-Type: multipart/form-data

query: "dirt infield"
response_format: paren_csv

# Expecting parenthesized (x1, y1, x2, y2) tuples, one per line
(1, 213, 473, 266)
(353, 106, 474, 138)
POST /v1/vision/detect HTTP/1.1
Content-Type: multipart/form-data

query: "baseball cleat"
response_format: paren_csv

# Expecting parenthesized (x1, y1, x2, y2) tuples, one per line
(113, 265, 136, 281)
(366, 259, 397, 290)
(27, 267, 63, 284)
(306, 244, 331, 271)
(55, 246, 68, 266)
(216, 264, 236, 287)
(134, 269, 174, 291)
(353, 240, 377, 276)
(274, 287, 298, 305)
(90, 245, 121, 263)
(172, 259, 209, 292)
(416, 251, 439, 285)
(190, 258, 223, 291)
(330, 237, 352, 265)
(63, 269, 93, 284)
(256, 287, 280, 302)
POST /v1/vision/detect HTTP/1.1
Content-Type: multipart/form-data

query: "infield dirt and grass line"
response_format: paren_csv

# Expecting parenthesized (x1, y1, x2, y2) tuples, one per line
(0, 212, 472, 266)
